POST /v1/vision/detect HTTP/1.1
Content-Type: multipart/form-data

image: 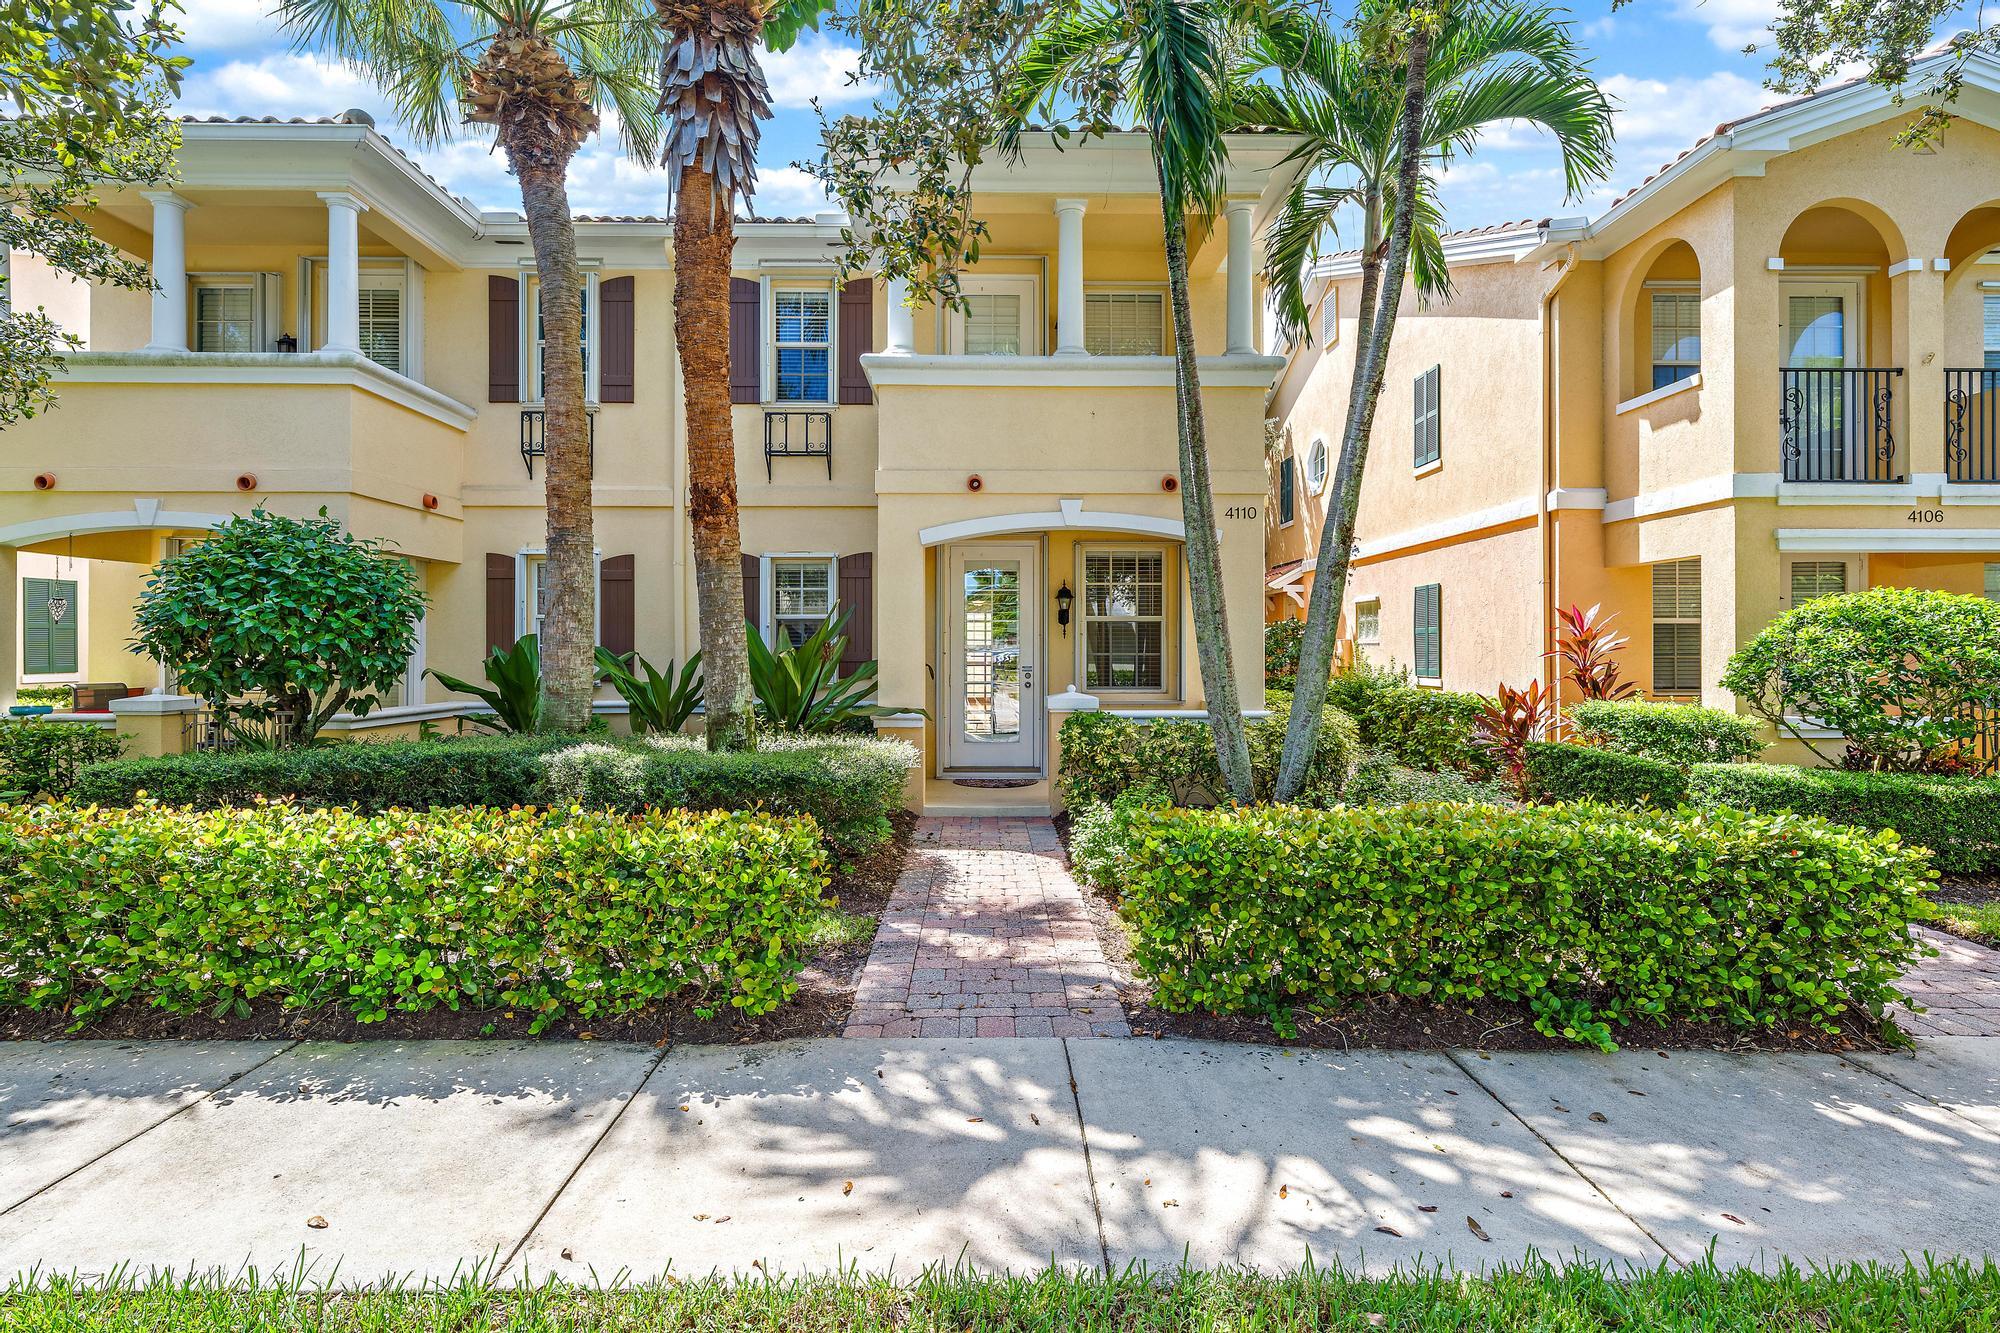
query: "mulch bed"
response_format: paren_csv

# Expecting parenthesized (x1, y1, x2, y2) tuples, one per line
(0, 812, 916, 1047)
(1056, 813, 1904, 1055)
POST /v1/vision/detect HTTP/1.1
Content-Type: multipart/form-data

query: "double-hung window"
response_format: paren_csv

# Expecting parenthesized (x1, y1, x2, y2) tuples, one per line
(530, 275, 595, 403)
(1084, 291, 1165, 354)
(1082, 549, 1168, 691)
(770, 557, 835, 648)
(522, 554, 601, 644)
(1355, 598, 1381, 645)
(191, 274, 280, 352)
(1650, 287, 1701, 389)
(1788, 559, 1849, 606)
(1412, 583, 1441, 681)
(773, 287, 832, 401)
(357, 272, 406, 375)
(1652, 558, 1702, 695)
(1983, 294, 2000, 370)
(1413, 365, 1442, 467)
(1987, 562, 1999, 600)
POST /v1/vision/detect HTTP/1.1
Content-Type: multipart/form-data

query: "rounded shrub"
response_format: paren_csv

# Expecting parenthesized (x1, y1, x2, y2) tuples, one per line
(1568, 699, 1763, 765)
(1523, 740, 1689, 808)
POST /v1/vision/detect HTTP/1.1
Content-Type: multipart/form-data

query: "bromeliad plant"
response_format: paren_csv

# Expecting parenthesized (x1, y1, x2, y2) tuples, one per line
(430, 635, 545, 734)
(595, 646, 703, 734)
(746, 609, 917, 735)
(1550, 602, 1639, 702)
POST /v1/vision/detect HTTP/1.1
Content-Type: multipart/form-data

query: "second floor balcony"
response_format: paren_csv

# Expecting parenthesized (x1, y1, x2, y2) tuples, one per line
(1943, 369, 2000, 483)
(1779, 366, 1905, 484)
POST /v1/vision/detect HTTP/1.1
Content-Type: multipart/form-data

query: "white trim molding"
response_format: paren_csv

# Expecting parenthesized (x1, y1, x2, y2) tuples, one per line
(58, 349, 477, 430)
(0, 499, 230, 549)
(1547, 487, 1608, 511)
(919, 498, 1185, 546)
(1777, 527, 2000, 553)
(862, 352, 1285, 390)
(1614, 372, 1701, 415)
(1353, 496, 1537, 560)
(1603, 474, 1779, 523)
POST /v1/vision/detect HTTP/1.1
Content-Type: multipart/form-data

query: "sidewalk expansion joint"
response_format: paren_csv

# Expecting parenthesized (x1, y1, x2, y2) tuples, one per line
(1061, 1039, 1114, 1275)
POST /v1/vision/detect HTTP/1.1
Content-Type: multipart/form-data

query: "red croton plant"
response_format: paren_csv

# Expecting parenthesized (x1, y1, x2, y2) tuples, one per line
(1474, 679, 1558, 797)
(1475, 605, 1638, 795)
(1550, 603, 1640, 702)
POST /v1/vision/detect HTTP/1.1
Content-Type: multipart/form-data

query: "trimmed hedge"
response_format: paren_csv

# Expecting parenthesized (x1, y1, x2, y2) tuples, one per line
(1523, 741, 1688, 808)
(1568, 700, 1763, 766)
(0, 802, 827, 1029)
(1325, 669, 1489, 775)
(539, 735, 914, 857)
(1347, 746, 1514, 807)
(1688, 763, 2000, 876)
(71, 733, 914, 858)
(1113, 801, 1931, 1048)
(1058, 703, 1360, 809)
(0, 721, 122, 799)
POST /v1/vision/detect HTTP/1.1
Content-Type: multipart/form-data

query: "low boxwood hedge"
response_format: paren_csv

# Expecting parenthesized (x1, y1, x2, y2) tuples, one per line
(1112, 801, 1930, 1048)
(538, 735, 914, 857)
(1688, 763, 2000, 876)
(1567, 699, 1764, 766)
(1324, 669, 1490, 775)
(1523, 741, 1688, 807)
(70, 733, 914, 858)
(1058, 703, 1359, 810)
(0, 802, 827, 1029)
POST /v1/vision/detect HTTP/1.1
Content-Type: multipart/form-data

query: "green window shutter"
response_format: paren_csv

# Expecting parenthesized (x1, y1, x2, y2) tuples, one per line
(22, 578, 77, 675)
(1413, 583, 1442, 680)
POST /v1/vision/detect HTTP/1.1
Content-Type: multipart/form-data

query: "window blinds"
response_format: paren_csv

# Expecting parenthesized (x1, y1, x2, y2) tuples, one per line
(1084, 292, 1165, 355)
(357, 283, 403, 375)
(1789, 560, 1848, 605)
(1651, 558, 1702, 695)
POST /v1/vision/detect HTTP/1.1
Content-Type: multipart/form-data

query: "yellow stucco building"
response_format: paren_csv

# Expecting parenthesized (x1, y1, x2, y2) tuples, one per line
(1268, 54, 2000, 764)
(3, 116, 1295, 813)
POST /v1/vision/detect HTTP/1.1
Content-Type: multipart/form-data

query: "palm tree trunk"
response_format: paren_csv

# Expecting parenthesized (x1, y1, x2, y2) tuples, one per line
(1157, 164, 1253, 800)
(1275, 29, 1434, 800)
(507, 145, 596, 733)
(675, 164, 754, 750)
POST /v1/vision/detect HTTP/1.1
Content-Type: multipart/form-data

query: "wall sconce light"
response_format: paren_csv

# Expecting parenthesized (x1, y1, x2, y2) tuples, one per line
(276, 333, 299, 354)
(1055, 581, 1074, 637)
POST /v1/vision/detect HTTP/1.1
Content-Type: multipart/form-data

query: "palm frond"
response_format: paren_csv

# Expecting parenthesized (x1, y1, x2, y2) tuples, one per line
(1263, 179, 1361, 344)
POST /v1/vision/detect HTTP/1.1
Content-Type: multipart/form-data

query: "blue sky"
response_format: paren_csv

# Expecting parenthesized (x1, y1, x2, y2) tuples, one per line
(169, 0, 1793, 228)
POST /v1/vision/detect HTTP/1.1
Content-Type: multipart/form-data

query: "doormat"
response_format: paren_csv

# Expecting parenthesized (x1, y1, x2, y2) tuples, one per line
(951, 778, 1038, 789)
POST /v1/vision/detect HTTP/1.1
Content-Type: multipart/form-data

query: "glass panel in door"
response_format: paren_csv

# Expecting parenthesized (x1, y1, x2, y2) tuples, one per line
(1784, 289, 1851, 479)
(961, 562, 1021, 742)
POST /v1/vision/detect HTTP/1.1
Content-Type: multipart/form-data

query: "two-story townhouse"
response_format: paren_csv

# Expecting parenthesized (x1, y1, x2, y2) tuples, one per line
(3, 114, 1294, 812)
(1269, 53, 2000, 765)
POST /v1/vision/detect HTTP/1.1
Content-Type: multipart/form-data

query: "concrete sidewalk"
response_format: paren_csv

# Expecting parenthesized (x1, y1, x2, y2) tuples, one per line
(1, 1036, 1996, 1285)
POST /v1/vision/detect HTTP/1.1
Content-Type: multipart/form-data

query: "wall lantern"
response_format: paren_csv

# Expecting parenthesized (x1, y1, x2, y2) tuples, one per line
(276, 333, 299, 354)
(1055, 581, 1075, 637)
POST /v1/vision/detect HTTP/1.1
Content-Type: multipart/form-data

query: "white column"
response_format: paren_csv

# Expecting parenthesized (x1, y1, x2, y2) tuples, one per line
(1054, 197, 1087, 355)
(1225, 198, 1257, 355)
(142, 191, 192, 352)
(317, 191, 370, 354)
(885, 274, 915, 354)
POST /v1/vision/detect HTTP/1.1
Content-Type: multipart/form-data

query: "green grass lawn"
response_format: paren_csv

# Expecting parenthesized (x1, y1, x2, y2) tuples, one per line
(3, 1257, 1996, 1331)
(1928, 900, 2000, 948)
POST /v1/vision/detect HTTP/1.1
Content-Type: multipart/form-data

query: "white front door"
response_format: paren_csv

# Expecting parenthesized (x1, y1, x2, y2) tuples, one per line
(1781, 278, 1864, 479)
(942, 543, 1041, 772)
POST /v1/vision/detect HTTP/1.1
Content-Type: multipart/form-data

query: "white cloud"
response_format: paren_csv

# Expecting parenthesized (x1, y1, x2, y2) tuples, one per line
(761, 36, 878, 110)
(179, 52, 386, 120)
(1671, 0, 1779, 52)
(176, 0, 279, 51)
(1601, 70, 1772, 153)
(745, 165, 832, 218)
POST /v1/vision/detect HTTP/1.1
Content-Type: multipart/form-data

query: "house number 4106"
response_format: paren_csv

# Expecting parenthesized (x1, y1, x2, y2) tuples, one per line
(1907, 508, 1945, 524)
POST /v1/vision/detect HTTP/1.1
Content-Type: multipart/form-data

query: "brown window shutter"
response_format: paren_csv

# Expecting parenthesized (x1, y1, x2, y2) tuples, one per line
(485, 553, 516, 652)
(729, 277, 761, 404)
(488, 276, 520, 403)
(740, 552, 761, 636)
(838, 278, 873, 405)
(600, 276, 635, 403)
(600, 554, 635, 657)
(837, 551, 874, 676)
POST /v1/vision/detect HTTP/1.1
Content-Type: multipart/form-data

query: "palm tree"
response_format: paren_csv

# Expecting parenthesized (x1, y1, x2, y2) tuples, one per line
(651, 0, 828, 751)
(1240, 0, 1613, 799)
(278, 0, 662, 732)
(1003, 0, 1286, 800)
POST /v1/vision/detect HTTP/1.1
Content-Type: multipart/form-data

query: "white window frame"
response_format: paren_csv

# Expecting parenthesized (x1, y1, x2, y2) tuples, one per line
(517, 549, 603, 644)
(1651, 558, 1702, 697)
(1320, 286, 1338, 345)
(766, 278, 837, 405)
(522, 267, 601, 406)
(1305, 436, 1331, 495)
(300, 256, 423, 379)
(1983, 293, 2000, 369)
(1354, 597, 1381, 645)
(1646, 281, 1701, 390)
(757, 553, 840, 647)
(1075, 543, 1176, 696)
(189, 272, 283, 353)
(1782, 554, 1862, 609)
(1083, 285, 1168, 356)
(1986, 561, 1999, 600)
(947, 274, 1041, 356)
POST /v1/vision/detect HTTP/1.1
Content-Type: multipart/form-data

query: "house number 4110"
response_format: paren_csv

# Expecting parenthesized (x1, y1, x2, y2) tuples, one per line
(1224, 505, 1260, 520)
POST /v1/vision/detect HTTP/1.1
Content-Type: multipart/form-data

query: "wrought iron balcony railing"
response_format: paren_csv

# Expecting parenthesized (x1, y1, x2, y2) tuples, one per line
(764, 410, 833, 480)
(1778, 366, 1904, 483)
(1943, 368, 2000, 483)
(520, 408, 596, 478)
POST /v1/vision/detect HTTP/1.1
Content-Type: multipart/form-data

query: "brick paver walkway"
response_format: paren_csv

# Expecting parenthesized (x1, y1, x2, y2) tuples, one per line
(1898, 925, 2000, 1037)
(843, 816, 1131, 1038)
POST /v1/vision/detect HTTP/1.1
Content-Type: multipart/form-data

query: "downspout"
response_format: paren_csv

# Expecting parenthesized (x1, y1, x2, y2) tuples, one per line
(1537, 240, 1581, 698)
